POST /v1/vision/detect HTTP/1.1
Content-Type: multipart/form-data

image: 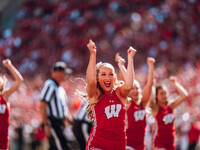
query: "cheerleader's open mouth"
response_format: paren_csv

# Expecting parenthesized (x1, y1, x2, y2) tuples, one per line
(104, 81, 111, 87)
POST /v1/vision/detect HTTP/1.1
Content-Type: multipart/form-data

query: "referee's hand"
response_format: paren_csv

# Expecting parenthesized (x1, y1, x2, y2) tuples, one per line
(44, 125, 51, 137)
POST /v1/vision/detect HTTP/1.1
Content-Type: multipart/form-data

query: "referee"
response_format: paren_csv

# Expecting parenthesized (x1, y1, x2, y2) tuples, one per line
(72, 101, 93, 150)
(40, 61, 72, 150)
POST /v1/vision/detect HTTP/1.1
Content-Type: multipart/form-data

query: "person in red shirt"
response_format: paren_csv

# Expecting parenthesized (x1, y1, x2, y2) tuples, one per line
(188, 121, 200, 150)
(149, 76, 188, 150)
(115, 53, 155, 150)
(0, 59, 23, 150)
(85, 39, 136, 150)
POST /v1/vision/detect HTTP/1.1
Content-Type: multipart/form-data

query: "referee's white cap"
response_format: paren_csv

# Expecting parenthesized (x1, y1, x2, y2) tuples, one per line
(52, 61, 72, 74)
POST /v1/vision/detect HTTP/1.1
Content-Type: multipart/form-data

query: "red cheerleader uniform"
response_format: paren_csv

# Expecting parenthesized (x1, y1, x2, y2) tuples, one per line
(86, 90, 126, 150)
(0, 95, 10, 150)
(154, 105, 175, 150)
(126, 100, 146, 150)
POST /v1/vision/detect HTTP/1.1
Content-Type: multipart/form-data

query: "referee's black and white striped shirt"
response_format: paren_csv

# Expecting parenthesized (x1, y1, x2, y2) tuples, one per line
(40, 79, 68, 119)
(76, 101, 92, 124)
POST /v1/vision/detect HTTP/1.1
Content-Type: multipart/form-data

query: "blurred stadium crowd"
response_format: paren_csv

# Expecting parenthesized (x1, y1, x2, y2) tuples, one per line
(0, 0, 200, 149)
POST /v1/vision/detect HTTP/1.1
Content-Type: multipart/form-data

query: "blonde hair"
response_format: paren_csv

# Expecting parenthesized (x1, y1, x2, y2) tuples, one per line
(75, 62, 124, 121)
(0, 74, 7, 94)
(134, 80, 142, 100)
(96, 62, 124, 91)
(127, 80, 142, 102)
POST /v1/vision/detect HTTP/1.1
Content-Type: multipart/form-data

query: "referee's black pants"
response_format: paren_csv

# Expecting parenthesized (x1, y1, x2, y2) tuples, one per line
(48, 117, 70, 150)
(72, 120, 93, 150)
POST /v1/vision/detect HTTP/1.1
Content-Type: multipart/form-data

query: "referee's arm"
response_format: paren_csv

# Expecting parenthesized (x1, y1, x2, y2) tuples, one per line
(40, 101, 51, 137)
(40, 82, 54, 137)
(40, 101, 49, 126)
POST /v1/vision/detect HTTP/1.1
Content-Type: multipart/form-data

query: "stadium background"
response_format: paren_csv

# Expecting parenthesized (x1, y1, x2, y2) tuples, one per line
(0, 0, 200, 149)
